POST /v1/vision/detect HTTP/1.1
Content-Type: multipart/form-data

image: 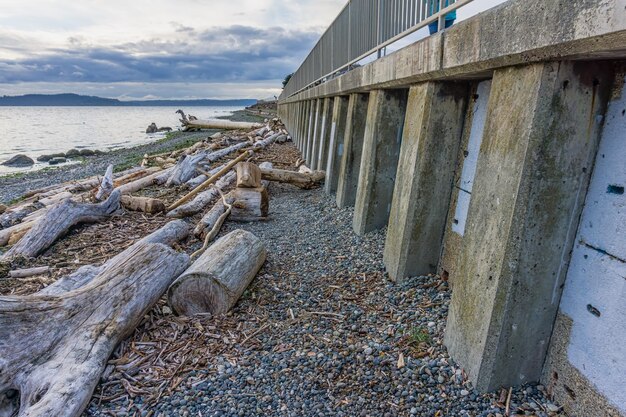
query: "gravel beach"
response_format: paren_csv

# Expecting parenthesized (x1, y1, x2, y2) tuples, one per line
(82, 179, 564, 417)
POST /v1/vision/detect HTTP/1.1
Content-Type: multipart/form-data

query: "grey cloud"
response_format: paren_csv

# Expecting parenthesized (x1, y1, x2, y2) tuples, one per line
(0, 25, 319, 84)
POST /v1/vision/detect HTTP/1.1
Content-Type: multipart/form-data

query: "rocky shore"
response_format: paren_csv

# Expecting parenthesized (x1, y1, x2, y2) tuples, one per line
(0, 110, 263, 204)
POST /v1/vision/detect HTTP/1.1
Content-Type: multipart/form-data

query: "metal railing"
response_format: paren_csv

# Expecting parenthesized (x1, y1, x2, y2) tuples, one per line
(280, 0, 475, 99)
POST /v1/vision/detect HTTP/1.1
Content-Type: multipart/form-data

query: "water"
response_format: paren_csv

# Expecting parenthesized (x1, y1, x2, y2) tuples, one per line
(0, 106, 240, 175)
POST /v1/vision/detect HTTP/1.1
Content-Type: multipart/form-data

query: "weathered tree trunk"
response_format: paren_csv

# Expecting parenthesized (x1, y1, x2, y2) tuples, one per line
(121, 195, 166, 214)
(117, 168, 171, 194)
(182, 119, 262, 131)
(193, 195, 236, 238)
(229, 187, 269, 221)
(0, 220, 190, 417)
(236, 162, 262, 188)
(3, 190, 121, 259)
(167, 172, 236, 218)
(0, 220, 37, 247)
(260, 167, 325, 189)
(168, 229, 265, 315)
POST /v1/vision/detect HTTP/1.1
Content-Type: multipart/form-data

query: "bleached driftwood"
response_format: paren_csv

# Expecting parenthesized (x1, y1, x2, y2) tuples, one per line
(8, 266, 50, 278)
(167, 151, 250, 213)
(0, 220, 37, 247)
(260, 167, 325, 189)
(2, 190, 121, 259)
(168, 229, 265, 315)
(229, 187, 269, 222)
(236, 162, 262, 188)
(166, 141, 250, 186)
(193, 194, 236, 238)
(177, 109, 262, 131)
(0, 220, 190, 417)
(167, 171, 236, 218)
(95, 164, 114, 201)
(121, 195, 166, 214)
(117, 168, 171, 194)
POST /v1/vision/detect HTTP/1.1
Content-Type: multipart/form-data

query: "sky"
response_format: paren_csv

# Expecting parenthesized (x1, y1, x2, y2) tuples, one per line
(0, 0, 506, 100)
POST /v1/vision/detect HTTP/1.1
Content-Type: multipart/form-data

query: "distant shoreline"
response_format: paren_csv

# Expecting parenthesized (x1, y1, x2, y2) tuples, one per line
(0, 93, 259, 107)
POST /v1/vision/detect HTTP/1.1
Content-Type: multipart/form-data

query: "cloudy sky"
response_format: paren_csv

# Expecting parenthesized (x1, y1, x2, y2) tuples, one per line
(0, 0, 506, 100)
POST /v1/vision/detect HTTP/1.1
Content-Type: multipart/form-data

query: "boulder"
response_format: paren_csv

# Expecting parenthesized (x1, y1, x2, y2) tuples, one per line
(65, 149, 81, 158)
(157, 126, 172, 132)
(37, 152, 66, 162)
(49, 157, 67, 165)
(146, 123, 158, 133)
(79, 149, 95, 156)
(93, 150, 105, 155)
(1, 154, 34, 167)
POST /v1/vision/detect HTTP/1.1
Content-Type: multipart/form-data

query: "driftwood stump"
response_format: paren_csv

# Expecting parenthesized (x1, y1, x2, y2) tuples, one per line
(3, 190, 121, 259)
(235, 162, 262, 188)
(229, 187, 269, 221)
(168, 229, 265, 316)
(0, 220, 191, 417)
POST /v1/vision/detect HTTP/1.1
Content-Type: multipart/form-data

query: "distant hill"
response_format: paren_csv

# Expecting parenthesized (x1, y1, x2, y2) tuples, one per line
(0, 93, 257, 107)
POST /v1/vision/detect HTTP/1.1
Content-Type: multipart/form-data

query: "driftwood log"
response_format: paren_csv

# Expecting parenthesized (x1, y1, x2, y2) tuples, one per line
(121, 195, 165, 214)
(177, 109, 262, 131)
(116, 168, 171, 194)
(194, 195, 235, 238)
(167, 151, 250, 213)
(260, 167, 325, 189)
(167, 171, 236, 219)
(0, 220, 190, 417)
(95, 165, 114, 201)
(8, 266, 50, 279)
(2, 190, 121, 259)
(229, 187, 269, 222)
(236, 162, 262, 188)
(168, 229, 265, 315)
(166, 141, 250, 186)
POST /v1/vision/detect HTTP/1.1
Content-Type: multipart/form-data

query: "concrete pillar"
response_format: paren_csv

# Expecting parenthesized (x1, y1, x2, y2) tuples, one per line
(301, 100, 312, 154)
(316, 98, 334, 173)
(308, 99, 321, 168)
(353, 89, 407, 235)
(383, 82, 468, 282)
(305, 100, 317, 164)
(325, 96, 349, 195)
(336, 93, 369, 208)
(445, 61, 613, 392)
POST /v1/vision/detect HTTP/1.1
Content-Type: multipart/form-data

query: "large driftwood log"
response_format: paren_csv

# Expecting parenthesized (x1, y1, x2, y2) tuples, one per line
(229, 187, 269, 222)
(260, 167, 325, 189)
(168, 229, 265, 315)
(177, 110, 262, 131)
(167, 171, 236, 218)
(3, 190, 121, 259)
(236, 162, 262, 188)
(0, 220, 190, 417)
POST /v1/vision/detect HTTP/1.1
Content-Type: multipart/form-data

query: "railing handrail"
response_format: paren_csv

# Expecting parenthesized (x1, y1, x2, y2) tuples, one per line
(280, 0, 476, 100)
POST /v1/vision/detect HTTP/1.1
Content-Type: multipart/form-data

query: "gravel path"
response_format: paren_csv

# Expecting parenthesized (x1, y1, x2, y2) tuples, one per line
(85, 179, 564, 417)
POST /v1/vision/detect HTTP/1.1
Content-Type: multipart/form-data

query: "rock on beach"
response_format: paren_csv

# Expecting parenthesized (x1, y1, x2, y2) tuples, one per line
(1, 154, 34, 167)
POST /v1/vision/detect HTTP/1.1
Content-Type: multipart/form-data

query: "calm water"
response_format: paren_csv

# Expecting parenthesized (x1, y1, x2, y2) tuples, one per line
(0, 106, 240, 175)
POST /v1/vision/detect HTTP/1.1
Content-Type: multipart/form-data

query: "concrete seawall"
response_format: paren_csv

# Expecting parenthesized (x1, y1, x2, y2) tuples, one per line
(279, 1, 626, 415)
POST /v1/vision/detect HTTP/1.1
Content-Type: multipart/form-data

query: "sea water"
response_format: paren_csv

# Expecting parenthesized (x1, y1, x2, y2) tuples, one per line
(0, 106, 240, 175)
